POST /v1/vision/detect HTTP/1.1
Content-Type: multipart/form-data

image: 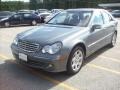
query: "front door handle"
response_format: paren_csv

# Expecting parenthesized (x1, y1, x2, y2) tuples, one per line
(103, 27, 107, 29)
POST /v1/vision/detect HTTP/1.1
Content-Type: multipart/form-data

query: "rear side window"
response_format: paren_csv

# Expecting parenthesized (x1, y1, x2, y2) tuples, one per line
(13, 14, 21, 18)
(24, 14, 31, 17)
(92, 12, 104, 25)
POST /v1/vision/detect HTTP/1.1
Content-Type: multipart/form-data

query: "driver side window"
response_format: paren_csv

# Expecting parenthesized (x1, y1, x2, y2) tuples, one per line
(92, 12, 104, 25)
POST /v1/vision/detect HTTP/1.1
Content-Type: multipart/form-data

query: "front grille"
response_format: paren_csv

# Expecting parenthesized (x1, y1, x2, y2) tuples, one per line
(18, 40, 40, 52)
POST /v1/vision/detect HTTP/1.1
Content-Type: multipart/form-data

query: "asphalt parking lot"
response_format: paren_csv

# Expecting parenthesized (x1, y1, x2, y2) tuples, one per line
(0, 19, 120, 90)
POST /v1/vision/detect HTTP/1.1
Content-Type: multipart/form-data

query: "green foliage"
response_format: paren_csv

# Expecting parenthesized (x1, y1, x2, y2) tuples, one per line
(43, 0, 119, 9)
(0, 0, 119, 11)
(0, 0, 1, 10)
(29, 0, 37, 10)
(0, 1, 29, 11)
(43, 0, 99, 9)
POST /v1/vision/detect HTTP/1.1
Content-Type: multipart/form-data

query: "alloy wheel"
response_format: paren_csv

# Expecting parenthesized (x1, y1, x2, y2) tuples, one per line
(32, 20, 37, 26)
(4, 22, 10, 27)
(71, 49, 83, 72)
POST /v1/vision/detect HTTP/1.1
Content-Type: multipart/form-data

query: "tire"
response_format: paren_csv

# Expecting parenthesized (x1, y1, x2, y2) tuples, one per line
(109, 32, 117, 47)
(67, 46, 85, 75)
(4, 22, 10, 27)
(31, 20, 37, 26)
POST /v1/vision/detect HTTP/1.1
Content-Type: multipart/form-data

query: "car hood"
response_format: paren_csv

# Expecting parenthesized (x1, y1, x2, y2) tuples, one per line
(18, 24, 86, 44)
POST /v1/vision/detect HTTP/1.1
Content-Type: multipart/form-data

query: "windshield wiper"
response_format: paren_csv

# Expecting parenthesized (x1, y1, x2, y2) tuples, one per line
(47, 23, 76, 26)
(61, 23, 76, 26)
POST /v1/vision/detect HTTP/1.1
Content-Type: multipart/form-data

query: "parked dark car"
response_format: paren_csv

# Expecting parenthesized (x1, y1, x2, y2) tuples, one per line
(0, 12, 41, 27)
(11, 9, 118, 75)
(0, 11, 15, 20)
(111, 10, 120, 17)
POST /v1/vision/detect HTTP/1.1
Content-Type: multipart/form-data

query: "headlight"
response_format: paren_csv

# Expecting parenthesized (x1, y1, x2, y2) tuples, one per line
(42, 42, 62, 54)
(13, 37, 18, 45)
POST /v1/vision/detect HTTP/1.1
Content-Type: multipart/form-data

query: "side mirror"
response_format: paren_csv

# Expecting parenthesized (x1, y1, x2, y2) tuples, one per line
(91, 24, 101, 32)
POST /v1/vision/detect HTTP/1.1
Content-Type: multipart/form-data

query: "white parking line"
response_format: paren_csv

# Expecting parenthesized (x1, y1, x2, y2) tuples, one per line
(100, 56, 120, 63)
(87, 64, 120, 75)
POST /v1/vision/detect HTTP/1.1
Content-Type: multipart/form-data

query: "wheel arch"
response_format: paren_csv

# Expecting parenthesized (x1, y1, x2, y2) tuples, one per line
(66, 42, 87, 74)
(69, 42, 87, 58)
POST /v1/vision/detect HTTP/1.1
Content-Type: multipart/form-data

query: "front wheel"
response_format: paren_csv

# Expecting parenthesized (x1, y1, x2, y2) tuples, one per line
(67, 46, 84, 75)
(31, 20, 37, 26)
(4, 22, 10, 27)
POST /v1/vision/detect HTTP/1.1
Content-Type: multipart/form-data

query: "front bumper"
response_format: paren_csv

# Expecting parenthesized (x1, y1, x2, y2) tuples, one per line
(11, 44, 68, 72)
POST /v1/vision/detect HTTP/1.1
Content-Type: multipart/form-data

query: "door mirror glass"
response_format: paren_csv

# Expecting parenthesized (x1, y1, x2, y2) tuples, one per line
(91, 24, 101, 31)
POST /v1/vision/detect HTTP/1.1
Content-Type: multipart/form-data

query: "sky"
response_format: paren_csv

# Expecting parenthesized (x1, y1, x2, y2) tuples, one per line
(2, 0, 30, 2)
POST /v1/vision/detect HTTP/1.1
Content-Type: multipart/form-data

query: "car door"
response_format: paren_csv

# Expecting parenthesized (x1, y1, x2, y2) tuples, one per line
(22, 13, 32, 24)
(101, 11, 117, 45)
(9, 14, 21, 25)
(86, 11, 106, 54)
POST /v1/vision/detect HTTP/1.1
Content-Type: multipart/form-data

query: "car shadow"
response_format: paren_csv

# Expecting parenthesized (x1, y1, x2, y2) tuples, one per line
(0, 45, 112, 90)
(83, 45, 112, 66)
(0, 59, 70, 90)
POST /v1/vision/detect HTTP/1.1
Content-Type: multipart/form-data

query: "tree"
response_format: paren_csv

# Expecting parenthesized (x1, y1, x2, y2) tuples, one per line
(29, 0, 37, 10)
(30, 0, 120, 10)
(0, 1, 29, 11)
(0, 0, 1, 10)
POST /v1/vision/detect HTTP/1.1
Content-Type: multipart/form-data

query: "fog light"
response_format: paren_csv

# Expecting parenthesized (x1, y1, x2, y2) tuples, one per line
(48, 64, 53, 68)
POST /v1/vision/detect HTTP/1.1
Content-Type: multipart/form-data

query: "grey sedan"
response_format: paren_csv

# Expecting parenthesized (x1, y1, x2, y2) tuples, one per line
(11, 9, 118, 75)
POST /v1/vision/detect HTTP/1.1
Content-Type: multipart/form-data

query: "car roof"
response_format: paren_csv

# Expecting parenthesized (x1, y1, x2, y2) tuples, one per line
(38, 9, 48, 11)
(66, 8, 104, 12)
(40, 12, 50, 14)
(18, 9, 31, 11)
(0, 11, 13, 13)
(17, 12, 33, 14)
(52, 9, 63, 10)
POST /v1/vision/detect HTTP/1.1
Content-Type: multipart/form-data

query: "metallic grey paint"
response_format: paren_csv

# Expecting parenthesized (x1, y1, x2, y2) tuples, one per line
(11, 9, 118, 72)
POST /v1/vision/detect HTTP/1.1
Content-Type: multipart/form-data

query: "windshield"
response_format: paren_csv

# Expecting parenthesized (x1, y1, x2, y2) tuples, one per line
(47, 11, 92, 26)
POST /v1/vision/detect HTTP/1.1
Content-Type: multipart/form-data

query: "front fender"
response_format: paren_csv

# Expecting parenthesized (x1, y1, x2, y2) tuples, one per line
(61, 38, 86, 65)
